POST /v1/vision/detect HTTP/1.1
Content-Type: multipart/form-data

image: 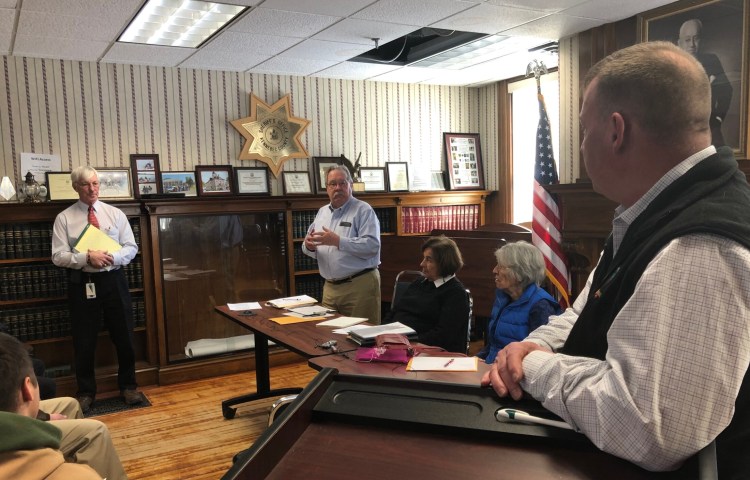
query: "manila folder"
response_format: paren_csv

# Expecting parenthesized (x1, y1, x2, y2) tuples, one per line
(73, 224, 123, 253)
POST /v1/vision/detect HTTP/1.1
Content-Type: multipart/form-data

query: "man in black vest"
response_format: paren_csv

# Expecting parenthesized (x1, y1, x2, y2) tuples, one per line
(482, 41, 750, 479)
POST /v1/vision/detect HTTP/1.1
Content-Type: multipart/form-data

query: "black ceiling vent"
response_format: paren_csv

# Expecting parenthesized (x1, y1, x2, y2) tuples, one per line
(348, 28, 488, 66)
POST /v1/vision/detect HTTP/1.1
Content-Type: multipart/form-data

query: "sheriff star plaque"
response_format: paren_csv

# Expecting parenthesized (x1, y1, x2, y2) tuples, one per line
(230, 94, 310, 177)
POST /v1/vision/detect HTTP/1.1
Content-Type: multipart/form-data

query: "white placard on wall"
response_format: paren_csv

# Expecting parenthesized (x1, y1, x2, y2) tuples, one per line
(20, 152, 62, 184)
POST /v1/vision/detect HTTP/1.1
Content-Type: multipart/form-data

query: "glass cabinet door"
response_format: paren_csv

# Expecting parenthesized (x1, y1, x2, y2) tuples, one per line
(157, 212, 288, 363)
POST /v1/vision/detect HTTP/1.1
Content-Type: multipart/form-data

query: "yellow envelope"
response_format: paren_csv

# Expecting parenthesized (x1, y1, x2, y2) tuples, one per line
(73, 224, 122, 253)
(270, 316, 326, 325)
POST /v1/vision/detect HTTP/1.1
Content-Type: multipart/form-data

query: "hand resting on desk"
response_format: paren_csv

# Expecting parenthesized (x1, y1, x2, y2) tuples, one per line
(481, 341, 552, 400)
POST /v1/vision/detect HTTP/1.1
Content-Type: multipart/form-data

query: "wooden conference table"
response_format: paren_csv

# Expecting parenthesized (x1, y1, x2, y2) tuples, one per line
(215, 304, 361, 419)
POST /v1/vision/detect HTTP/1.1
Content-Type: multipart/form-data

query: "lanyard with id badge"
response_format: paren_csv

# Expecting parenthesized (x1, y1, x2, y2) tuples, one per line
(86, 278, 97, 299)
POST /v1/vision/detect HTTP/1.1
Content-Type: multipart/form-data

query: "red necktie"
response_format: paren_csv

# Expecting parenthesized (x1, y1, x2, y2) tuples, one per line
(88, 206, 100, 229)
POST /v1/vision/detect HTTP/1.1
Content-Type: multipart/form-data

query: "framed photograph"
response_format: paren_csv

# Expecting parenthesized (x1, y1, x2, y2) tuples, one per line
(386, 162, 410, 192)
(195, 165, 234, 196)
(130, 154, 162, 198)
(45, 171, 78, 201)
(443, 132, 485, 190)
(282, 171, 313, 195)
(161, 171, 197, 197)
(235, 167, 270, 196)
(360, 167, 387, 193)
(638, 0, 747, 155)
(312, 157, 342, 194)
(97, 168, 134, 200)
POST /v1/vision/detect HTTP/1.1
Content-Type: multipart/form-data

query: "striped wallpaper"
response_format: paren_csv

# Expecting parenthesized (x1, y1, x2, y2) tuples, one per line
(0, 55, 500, 195)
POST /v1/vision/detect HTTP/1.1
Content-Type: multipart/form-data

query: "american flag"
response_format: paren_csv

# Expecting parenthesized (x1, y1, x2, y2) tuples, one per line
(531, 91, 570, 308)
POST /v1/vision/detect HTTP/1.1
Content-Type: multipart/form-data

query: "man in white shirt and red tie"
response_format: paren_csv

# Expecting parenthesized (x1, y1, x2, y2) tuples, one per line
(51, 166, 141, 413)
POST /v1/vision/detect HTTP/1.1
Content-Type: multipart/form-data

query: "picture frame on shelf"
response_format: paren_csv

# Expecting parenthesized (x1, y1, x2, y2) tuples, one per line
(282, 171, 313, 195)
(312, 156, 342, 195)
(638, 0, 747, 155)
(97, 168, 134, 200)
(235, 167, 271, 196)
(360, 167, 387, 193)
(161, 171, 197, 197)
(386, 162, 409, 192)
(45, 171, 78, 201)
(130, 154, 162, 198)
(195, 165, 234, 196)
(443, 132, 485, 190)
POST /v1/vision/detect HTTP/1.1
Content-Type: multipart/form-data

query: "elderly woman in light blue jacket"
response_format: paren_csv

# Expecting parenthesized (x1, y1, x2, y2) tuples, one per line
(476, 241, 562, 364)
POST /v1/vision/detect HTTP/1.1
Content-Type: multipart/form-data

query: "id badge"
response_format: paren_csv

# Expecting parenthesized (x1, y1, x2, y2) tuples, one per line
(85, 282, 96, 299)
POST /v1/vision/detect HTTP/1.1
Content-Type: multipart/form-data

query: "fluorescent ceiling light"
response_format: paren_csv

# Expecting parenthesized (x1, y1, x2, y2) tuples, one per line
(119, 0, 247, 48)
(410, 35, 533, 70)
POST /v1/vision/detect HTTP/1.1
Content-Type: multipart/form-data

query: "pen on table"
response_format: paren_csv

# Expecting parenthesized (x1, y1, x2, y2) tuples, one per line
(495, 408, 574, 430)
(443, 358, 455, 368)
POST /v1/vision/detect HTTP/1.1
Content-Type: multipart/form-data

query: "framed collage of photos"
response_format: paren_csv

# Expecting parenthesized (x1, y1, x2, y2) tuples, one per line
(443, 133, 485, 190)
(130, 154, 162, 198)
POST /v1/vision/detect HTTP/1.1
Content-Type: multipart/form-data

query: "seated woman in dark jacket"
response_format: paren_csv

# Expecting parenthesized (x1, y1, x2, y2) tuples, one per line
(477, 241, 562, 364)
(383, 236, 470, 353)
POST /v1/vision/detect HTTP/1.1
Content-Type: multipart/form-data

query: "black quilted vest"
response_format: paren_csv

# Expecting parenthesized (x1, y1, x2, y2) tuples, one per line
(560, 147, 750, 479)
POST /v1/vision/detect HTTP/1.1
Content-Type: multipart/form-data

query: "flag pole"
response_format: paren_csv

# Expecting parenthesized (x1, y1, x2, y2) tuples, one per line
(526, 58, 570, 309)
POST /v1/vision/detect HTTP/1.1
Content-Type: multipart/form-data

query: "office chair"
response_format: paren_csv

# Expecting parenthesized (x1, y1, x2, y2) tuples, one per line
(465, 288, 474, 355)
(392, 270, 425, 308)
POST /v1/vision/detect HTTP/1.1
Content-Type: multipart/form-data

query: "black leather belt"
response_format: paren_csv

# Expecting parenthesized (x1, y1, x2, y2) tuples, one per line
(327, 268, 375, 285)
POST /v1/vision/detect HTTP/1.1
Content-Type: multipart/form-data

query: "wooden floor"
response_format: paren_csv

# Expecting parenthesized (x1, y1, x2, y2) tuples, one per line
(100, 360, 318, 480)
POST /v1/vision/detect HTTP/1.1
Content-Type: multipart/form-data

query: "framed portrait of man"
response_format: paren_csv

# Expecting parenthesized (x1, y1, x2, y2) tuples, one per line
(638, 0, 747, 156)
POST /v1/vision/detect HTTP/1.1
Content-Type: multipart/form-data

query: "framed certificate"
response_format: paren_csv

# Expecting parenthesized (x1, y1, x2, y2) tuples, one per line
(386, 162, 409, 192)
(283, 171, 313, 195)
(360, 167, 386, 193)
(45, 171, 78, 201)
(235, 167, 271, 196)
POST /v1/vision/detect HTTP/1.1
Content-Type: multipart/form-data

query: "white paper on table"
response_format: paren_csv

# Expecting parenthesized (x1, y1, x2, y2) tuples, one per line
(406, 356, 478, 372)
(287, 305, 334, 316)
(317, 316, 368, 328)
(228, 302, 262, 311)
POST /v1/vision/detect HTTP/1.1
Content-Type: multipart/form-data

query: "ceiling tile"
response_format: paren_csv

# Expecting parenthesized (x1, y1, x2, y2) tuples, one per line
(0, 0, 18, 8)
(485, 0, 582, 13)
(369, 65, 456, 84)
(314, 60, 402, 80)
(230, 8, 340, 38)
(313, 18, 418, 46)
(0, 8, 14, 54)
(248, 56, 340, 76)
(21, 0, 141, 18)
(352, 0, 480, 26)
(102, 43, 196, 67)
(18, 10, 123, 41)
(500, 13, 602, 39)
(13, 34, 108, 61)
(259, 0, 376, 17)
(563, 0, 678, 21)
(429, 3, 547, 34)
(278, 39, 372, 61)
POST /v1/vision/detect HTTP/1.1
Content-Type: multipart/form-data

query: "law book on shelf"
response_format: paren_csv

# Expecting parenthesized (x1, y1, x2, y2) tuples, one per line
(348, 322, 417, 346)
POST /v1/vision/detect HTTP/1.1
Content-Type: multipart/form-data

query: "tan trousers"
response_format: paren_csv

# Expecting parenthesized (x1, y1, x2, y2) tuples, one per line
(323, 269, 381, 324)
(41, 397, 128, 480)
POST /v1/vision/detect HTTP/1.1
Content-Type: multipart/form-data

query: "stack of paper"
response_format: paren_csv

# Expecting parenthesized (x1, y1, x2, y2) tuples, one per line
(316, 316, 369, 328)
(266, 295, 317, 308)
(348, 322, 417, 346)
